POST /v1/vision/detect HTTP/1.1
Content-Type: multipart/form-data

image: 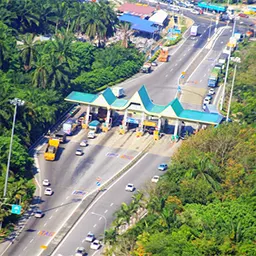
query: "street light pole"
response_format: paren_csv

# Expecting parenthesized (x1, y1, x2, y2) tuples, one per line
(3, 98, 25, 198)
(226, 64, 237, 122)
(220, 17, 237, 111)
(91, 212, 107, 247)
(208, 18, 212, 41)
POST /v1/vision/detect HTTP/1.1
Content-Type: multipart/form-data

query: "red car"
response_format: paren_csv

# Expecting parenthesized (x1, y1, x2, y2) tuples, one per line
(238, 13, 249, 18)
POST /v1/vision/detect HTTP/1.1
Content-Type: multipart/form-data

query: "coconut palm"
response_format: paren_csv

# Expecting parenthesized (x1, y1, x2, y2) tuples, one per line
(118, 22, 132, 48)
(52, 2, 68, 34)
(32, 57, 49, 88)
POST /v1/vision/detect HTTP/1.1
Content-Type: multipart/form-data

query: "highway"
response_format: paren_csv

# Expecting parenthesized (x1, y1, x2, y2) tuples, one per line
(3, 7, 247, 256)
(52, 153, 169, 256)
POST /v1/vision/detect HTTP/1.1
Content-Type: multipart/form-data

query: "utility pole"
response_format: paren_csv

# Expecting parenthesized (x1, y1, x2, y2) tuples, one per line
(3, 98, 25, 198)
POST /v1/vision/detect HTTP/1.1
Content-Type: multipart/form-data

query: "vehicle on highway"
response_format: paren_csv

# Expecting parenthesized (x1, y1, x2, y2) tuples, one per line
(88, 130, 96, 139)
(151, 61, 158, 67)
(111, 86, 125, 98)
(208, 67, 220, 88)
(80, 140, 88, 147)
(43, 179, 50, 186)
(75, 247, 86, 256)
(238, 13, 249, 18)
(202, 104, 207, 111)
(90, 239, 101, 250)
(34, 210, 44, 218)
(151, 175, 160, 183)
(75, 148, 83, 156)
(203, 97, 211, 105)
(191, 9, 200, 15)
(125, 183, 135, 192)
(172, 6, 180, 12)
(44, 138, 59, 161)
(44, 188, 53, 196)
(208, 88, 215, 95)
(158, 163, 168, 171)
(85, 232, 95, 242)
(190, 25, 198, 36)
(53, 131, 67, 143)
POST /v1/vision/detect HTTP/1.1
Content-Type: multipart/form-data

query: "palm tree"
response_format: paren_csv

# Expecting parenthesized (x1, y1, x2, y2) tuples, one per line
(18, 33, 39, 71)
(118, 22, 131, 48)
(52, 2, 68, 34)
(0, 83, 13, 129)
(69, 2, 86, 34)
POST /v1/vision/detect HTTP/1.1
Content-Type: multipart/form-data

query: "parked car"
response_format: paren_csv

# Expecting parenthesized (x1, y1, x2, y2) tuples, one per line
(158, 163, 168, 171)
(90, 240, 101, 250)
(75, 148, 83, 156)
(34, 210, 44, 218)
(203, 97, 211, 105)
(151, 61, 158, 67)
(151, 175, 160, 183)
(80, 140, 88, 147)
(44, 188, 53, 196)
(238, 13, 249, 18)
(75, 247, 86, 256)
(191, 9, 200, 15)
(125, 183, 135, 192)
(88, 130, 95, 139)
(85, 232, 95, 242)
(43, 179, 50, 186)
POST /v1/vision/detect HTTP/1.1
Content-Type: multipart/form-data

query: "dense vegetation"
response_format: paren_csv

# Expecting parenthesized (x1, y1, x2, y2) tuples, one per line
(104, 42, 256, 255)
(105, 124, 256, 255)
(0, 0, 143, 236)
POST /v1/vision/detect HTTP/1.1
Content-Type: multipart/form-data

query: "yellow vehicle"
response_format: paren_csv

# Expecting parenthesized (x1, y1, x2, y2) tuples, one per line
(44, 139, 60, 161)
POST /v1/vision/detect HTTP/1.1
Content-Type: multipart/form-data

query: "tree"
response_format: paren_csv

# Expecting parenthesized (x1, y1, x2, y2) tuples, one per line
(118, 22, 131, 49)
(18, 33, 39, 71)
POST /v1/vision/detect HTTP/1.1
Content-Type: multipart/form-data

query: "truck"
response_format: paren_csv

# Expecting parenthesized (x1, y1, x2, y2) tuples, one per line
(190, 25, 198, 36)
(62, 118, 78, 135)
(140, 63, 152, 73)
(208, 67, 220, 88)
(111, 87, 125, 98)
(53, 131, 67, 143)
(158, 48, 169, 62)
(44, 138, 60, 161)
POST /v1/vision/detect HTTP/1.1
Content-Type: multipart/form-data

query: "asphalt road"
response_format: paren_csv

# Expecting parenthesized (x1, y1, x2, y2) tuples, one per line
(4, 131, 140, 256)
(52, 153, 169, 256)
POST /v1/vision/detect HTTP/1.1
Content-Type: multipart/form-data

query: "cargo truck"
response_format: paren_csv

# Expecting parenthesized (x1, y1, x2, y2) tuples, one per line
(44, 139, 60, 161)
(62, 118, 78, 135)
(158, 48, 169, 62)
(208, 68, 220, 87)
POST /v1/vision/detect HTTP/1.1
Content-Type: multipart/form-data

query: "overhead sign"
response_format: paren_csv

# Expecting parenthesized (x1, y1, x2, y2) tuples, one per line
(126, 118, 139, 124)
(96, 182, 101, 187)
(11, 204, 21, 215)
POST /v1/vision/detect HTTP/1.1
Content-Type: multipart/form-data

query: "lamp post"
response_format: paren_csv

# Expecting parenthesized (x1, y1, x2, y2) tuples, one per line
(226, 57, 241, 122)
(208, 18, 213, 41)
(91, 212, 107, 247)
(3, 98, 25, 198)
(220, 16, 237, 111)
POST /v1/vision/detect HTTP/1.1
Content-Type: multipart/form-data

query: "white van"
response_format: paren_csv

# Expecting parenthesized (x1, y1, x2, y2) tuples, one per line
(111, 87, 125, 98)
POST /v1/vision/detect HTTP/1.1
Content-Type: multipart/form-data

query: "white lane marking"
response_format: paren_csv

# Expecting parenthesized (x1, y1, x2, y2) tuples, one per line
(179, 58, 182, 61)
(170, 68, 173, 72)
(183, 53, 186, 57)
(221, 41, 223, 44)
(175, 63, 177, 66)
(61, 203, 64, 206)
(93, 224, 97, 228)
(55, 209, 59, 212)
(200, 34, 202, 37)
(44, 222, 47, 227)
(165, 74, 168, 77)
(204, 74, 206, 77)
(30, 239, 34, 243)
(99, 217, 102, 221)
(49, 216, 53, 220)
(23, 247, 27, 251)
(50, 153, 149, 256)
(82, 239, 86, 243)
(66, 196, 69, 200)
(200, 79, 202, 83)
(104, 209, 108, 213)
(110, 203, 114, 207)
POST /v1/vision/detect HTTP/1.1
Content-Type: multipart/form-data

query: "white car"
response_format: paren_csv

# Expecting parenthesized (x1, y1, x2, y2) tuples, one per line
(75, 247, 86, 256)
(208, 88, 215, 95)
(44, 188, 53, 196)
(172, 7, 180, 12)
(125, 183, 135, 192)
(90, 239, 101, 250)
(43, 179, 50, 186)
(75, 148, 83, 156)
(88, 130, 95, 139)
(34, 210, 44, 218)
(203, 97, 211, 105)
(151, 175, 160, 183)
(85, 232, 95, 242)
(80, 140, 88, 147)
(191, 9, 200, 15)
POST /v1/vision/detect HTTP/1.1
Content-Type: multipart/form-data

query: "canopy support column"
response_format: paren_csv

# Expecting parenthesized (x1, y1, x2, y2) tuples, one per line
(85, 105, 90, 125)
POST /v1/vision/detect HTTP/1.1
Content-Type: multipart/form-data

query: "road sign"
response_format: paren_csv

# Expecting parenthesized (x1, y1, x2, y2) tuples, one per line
(96, 177, 101, 182)
(181, 75, 185, 79)
(40, 245, 48, 250)
(177, 86, 181, 92)
(11, 204, 21, 214)
(181, 71, 186, 75)
(96, 182, 101, 187)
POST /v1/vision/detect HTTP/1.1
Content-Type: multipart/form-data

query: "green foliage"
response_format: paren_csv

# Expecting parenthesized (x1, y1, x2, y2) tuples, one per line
(164, 34, 182, 47)
(148, 50, 160, 63)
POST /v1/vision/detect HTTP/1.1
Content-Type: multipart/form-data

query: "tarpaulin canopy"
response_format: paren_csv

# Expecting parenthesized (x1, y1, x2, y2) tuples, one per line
(119, 14, 158, 34)
(149, 10, 168, 26)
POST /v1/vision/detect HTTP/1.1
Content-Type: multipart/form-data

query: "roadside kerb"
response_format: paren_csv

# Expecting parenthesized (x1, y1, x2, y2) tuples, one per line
(40, 139, 155, 256)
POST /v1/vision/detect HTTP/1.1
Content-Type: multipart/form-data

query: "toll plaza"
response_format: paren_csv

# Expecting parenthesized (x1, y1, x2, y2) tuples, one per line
(65, 85, 223, 141)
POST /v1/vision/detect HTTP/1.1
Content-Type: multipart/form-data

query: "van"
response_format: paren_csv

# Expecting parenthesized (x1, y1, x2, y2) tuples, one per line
(218, 53, 228, 65)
